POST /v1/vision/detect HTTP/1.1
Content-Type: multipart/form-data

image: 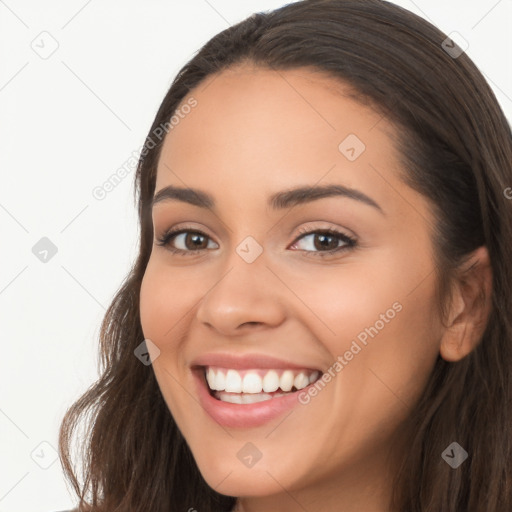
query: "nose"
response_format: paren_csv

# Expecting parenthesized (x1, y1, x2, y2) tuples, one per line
(195, 258, 287, 336)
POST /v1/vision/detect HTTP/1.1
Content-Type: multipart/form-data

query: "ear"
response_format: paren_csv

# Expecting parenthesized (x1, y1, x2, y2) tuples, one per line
(439, 246, 493, 362)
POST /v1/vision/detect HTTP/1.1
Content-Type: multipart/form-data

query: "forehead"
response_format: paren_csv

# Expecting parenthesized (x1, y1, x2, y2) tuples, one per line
(155, 65, 400, 204)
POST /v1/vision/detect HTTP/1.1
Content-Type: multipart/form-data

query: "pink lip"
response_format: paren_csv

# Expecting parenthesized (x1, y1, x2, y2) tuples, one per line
(190, 352, 321, 372)
(192, 367, 315, 429)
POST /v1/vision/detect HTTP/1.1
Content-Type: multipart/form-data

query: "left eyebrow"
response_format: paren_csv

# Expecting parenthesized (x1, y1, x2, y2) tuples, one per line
(151, 183, 384, 215)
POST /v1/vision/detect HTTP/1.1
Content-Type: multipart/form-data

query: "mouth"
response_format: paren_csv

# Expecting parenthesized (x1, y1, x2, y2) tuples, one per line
(202, 366, 322, 404)
(189, 353, 325, 428)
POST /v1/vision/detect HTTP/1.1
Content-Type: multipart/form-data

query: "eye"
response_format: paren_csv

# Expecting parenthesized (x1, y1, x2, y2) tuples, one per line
(155, 225, 357, 257)
(289, 227, 357, 257)
(155, 227, 218, 255)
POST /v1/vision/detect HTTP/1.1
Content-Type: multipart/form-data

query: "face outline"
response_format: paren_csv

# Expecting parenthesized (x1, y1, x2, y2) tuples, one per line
(139, 64, 447, 510)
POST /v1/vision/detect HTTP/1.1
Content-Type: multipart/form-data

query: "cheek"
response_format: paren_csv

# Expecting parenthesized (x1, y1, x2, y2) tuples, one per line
(139, 259, 207, 407)
(297, 244, 439, 352)
(139, 262, 194, 419)
(292, 249, 440, 409)
(139, 260, 195, 343)
(351, 280, 439, 425)
(285, 256, 404, 349)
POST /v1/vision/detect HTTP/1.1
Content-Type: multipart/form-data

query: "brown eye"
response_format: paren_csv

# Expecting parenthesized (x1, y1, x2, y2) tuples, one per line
(156, 228, 219, 254)
(182, 232, 209, 250)
(290, 228, 357, 256)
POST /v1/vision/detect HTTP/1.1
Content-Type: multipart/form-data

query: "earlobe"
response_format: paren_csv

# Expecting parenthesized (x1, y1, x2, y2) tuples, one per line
(439, 246, 493, 362)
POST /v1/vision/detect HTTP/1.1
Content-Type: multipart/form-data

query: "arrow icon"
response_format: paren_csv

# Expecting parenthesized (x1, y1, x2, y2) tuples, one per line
(32, 237, 58, 262)
(339, 134, 365, 161)
(445, 449, 455, 458)
(30, 441, 58, 468)
(134, 339, 161, 365)
(441, 32, 468, 59)
(240, 244, 249, 253)
(237, 442, 263, 467)
(441, 441, 468, 468)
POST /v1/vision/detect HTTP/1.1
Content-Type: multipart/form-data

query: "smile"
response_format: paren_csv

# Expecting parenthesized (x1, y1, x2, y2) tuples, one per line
(192, 365, 324, 428)
(205, 366, 321, 404)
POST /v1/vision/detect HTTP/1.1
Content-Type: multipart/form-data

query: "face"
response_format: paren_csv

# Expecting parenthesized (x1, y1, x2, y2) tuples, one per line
(139, 64, 444, 507)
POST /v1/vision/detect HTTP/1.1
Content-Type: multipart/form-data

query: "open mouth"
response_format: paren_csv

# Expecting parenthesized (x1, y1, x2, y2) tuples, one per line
(200, 366, 322, 404)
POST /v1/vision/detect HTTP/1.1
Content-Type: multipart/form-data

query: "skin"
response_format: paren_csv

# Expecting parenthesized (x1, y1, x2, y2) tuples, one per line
(139, 64, 492, 512)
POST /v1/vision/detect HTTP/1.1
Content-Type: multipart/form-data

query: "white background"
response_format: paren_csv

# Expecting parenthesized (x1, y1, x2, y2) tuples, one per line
(0, 1, 510, 510)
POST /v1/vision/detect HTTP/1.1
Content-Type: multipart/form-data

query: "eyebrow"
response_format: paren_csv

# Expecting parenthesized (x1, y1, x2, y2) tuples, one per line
(151, 184, 384, 214)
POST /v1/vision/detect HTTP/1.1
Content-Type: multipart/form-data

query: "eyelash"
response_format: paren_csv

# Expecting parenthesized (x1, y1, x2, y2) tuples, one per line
(155, 225, 357, 258)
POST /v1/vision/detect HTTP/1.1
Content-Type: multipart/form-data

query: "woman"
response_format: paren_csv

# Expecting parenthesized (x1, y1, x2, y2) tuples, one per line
(58, 0, 512, 510)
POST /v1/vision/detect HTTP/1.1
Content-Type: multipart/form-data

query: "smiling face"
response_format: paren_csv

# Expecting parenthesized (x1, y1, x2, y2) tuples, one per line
(139, 64, 445, 509)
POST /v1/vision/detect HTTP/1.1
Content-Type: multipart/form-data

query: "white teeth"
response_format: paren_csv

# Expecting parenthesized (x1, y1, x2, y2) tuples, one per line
(242, 373, 263, 393)
(222, 393, 242, 404)
(216, 391, 272, 404)
(241, 392, 271, 404)
(225, 369, 242, 393)
(206, 367, 216, 390)
(215, 369, 226, 391)
(279, 370, 294, 392)
(262, 370, 280, 392)
(294, 372, 310, 390)
(205, 367, 321, 396)
(207, 367, 224, 391)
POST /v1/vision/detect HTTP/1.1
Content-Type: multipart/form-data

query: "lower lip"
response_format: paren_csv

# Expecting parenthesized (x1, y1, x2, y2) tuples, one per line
(192, 369, 313, 429)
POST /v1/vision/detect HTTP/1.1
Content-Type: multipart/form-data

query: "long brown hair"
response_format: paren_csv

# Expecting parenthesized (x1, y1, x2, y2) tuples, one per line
(58, 1, 512, 510)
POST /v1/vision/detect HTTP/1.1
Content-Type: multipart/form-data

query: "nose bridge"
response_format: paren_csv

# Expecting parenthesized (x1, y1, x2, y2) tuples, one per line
(195, 238, 286, 333)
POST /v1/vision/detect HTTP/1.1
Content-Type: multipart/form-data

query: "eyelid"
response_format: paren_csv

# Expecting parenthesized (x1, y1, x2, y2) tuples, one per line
(292, 222, 357, 242)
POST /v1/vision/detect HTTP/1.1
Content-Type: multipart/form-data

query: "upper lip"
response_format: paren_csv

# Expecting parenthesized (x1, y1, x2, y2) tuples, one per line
(190, 352, 322, 372)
